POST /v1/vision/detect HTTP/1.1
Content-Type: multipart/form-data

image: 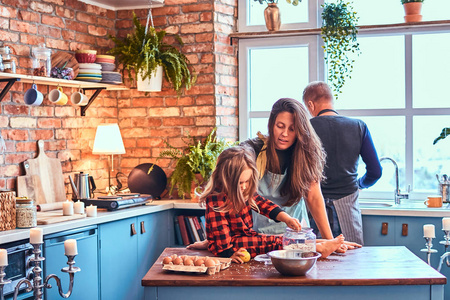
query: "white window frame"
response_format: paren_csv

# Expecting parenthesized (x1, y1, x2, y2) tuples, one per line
(237, 0, 322, 33)
(238, 35, 321, 141)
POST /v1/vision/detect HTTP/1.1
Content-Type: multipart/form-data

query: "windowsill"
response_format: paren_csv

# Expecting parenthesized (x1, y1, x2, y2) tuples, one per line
(230, 19, 450, 40)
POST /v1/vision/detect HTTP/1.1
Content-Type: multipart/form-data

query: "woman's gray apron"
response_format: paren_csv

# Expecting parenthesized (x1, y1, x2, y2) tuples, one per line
(332, 190, 363, 245)
(252, 170, 309, 235)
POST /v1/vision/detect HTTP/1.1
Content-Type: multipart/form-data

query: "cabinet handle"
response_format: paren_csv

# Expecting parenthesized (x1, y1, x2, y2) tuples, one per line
(140, 221, 146, 234)
(381, 222, 388, 235)
(131, 223, 137, 236)
(402, 223, 408, 236)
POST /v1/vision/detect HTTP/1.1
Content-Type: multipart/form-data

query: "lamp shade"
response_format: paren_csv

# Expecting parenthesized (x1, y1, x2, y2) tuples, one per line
(92, 123, 125, 155)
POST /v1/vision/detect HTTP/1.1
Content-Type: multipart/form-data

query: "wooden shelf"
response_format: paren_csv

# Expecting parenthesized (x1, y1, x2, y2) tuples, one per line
(230, 20, 450, 41)
(0, 72, 128, 116)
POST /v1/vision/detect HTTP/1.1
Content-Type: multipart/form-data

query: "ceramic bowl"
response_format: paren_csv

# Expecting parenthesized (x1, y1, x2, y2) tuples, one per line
(75, 53, 96, 63)
(267, 250, 321, 276)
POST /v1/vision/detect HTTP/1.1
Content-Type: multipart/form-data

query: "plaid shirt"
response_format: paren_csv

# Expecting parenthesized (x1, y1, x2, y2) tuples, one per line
(205, 192, 284, 258)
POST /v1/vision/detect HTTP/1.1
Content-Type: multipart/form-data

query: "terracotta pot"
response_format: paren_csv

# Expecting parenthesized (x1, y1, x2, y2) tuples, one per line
(264, 3, 281, 31)
(403, 2, 422, 23)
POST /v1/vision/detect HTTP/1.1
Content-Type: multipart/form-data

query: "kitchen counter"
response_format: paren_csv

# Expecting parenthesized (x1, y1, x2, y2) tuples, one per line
(1, 198, 449, 245)
(142, 246, 446, 300)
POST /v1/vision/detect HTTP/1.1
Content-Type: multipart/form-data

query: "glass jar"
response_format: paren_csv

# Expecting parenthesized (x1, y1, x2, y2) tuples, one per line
(282, 227, 316, 252)
(32, 44, 51, 77)
(16, 197, 37, 228)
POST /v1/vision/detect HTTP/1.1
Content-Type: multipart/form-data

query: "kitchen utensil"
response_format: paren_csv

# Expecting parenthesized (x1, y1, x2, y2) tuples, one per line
(127, 163, 167, 199)
(26, 140, 66, 203)
(267, 250, 321, 276)
(51, 51, 79, 78)
(16, 161, 46, 205)
(70, 172, 96, 200)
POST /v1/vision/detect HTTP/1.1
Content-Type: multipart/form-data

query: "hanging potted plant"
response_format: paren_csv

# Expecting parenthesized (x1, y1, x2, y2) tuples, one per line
(108, 13, 196, 93)
(253, 0, 302, 32)
(401, 0, 424, 23)
(157, 128, 236, 200)
(321, 0, 360, 99)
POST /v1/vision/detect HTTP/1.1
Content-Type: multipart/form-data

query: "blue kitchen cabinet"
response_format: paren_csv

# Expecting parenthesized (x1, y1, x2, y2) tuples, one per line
(362, 215, 396, 246)
(43, 225, 99, 300)
(99, 210, 171, 300)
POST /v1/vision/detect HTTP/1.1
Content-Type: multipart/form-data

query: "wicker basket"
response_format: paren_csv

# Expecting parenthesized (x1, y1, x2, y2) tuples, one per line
(0, 191, 16, 231)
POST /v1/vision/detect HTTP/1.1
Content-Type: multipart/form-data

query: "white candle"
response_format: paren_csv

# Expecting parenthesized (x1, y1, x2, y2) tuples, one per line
(423, 224, 435, 238)
(74, 201, 85, 214)
(62, 200, 74, 216)
(86, 205, 97, 217)
(443, 218, 450, 231)
(0, 249, 7, 266)
(30, 228, 43, 244)
(64, 239, 78, 256)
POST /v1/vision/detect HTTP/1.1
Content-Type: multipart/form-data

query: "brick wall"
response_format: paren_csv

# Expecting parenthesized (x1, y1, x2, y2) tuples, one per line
(0, 0, 238, 197)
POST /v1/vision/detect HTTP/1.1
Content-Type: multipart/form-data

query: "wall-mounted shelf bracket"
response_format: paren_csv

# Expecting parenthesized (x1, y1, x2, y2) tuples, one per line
(0, 78, 20, 102)
(80, 87, 107, 116)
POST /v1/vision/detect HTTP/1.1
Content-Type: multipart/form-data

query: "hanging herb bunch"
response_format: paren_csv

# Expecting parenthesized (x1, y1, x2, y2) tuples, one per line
(253, 0, 302, 6)
(321, 0, 360, 98)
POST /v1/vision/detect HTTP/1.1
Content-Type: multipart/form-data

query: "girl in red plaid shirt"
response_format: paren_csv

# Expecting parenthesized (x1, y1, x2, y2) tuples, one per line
(200, 145, 302, 263)
(200, 145, 345, 263)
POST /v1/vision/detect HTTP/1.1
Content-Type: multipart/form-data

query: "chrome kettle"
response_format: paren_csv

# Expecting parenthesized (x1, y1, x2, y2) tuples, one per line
(69, 172, 96, 200)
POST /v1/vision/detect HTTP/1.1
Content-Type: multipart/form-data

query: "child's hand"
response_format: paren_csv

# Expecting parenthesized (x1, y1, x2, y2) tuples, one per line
(285, 217, 301, 231)
(231, 248, 250, 264)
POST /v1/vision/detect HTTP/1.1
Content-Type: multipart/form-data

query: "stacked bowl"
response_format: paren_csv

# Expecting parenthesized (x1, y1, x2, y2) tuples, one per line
(75, 63, 102, 82)
(75, 50, 97, 63)
(96, 55, 122, 84)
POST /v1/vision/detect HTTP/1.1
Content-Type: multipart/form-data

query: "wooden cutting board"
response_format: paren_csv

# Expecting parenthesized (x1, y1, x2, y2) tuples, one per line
(51, 51, 79, 78)
(37, 211, 86, 225)
(26, 140, 66, 203)
(17, 161, 46, 204)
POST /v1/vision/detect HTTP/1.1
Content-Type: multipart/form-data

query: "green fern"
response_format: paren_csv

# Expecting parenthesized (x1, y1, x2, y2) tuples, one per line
(159, 128, 237, 199)
(108, 13, 196, 94)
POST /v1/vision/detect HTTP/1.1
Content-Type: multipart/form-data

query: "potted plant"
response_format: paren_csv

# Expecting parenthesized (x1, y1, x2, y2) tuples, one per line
(401, 0, 424, 23)
(321, 0, 360, 99)
(108, 13, 196, 93)
(433, 127, 450, 145)
(158, 128, 236, 199)
(253, 0, 302, 31)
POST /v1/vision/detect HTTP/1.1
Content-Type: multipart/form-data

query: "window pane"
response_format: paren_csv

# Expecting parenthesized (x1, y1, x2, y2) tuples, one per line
(350, 0, 403, 25)
(413, 33, 450, 109)
(248, 1, 308, 26)
(413, 116, 450, 192)
(249, 118, 269, 139)
(335, 36, 405, 110)
(355, 116, 405, 192)
(249, 46, 309, 112)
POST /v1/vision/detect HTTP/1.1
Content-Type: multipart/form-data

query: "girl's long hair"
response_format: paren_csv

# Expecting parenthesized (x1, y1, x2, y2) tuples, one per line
(200, 146, 259, 214)
(266, 98, 326, 206)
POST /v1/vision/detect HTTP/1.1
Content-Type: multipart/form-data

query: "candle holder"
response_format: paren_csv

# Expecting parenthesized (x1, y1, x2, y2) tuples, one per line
(0, 242, 80, 300)
(420, 236, 438, 266)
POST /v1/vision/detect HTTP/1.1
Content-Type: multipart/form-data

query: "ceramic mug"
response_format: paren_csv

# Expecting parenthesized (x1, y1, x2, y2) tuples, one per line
(70, 89, 89, 106)
(49, 86, 68, 105)
(24, 84, 43, 106)
(424, 196, 442, 208)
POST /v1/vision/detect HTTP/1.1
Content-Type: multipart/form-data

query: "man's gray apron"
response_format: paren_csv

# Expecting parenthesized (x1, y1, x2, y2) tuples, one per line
(332, 190, 363, 245)
(252, 170, 309, 235)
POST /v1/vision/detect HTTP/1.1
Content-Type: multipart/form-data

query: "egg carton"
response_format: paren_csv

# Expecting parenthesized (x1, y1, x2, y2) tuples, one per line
(161, 255, 231, 275)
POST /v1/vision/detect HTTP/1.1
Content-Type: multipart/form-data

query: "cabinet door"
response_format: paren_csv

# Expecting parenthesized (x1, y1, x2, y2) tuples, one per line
(137, 211, 171, 297)
(362, 215, 395, 246)
(99, 217, 138, 300)
(43, 226, 99, 300)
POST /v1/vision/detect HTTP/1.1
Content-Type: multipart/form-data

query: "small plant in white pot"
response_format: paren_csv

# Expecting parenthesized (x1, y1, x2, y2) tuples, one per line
(108, 13, 196, 93)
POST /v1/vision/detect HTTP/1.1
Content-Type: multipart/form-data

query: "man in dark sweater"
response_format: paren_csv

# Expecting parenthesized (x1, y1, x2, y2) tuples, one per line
(302, 81, 382, 245)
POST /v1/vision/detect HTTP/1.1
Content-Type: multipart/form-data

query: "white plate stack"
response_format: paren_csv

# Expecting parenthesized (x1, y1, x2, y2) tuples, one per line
(76, 63, 102, 82)
(96, 55, 122, 85)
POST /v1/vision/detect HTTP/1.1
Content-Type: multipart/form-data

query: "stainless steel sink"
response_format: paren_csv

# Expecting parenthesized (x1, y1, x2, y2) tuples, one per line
(359, 202, 393, 208)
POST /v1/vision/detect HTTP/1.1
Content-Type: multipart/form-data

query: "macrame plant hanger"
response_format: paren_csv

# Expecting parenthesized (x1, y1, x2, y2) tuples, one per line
(143, 0, 155, 47)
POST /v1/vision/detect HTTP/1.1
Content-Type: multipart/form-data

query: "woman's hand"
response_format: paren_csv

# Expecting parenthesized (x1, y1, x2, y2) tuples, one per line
(343, 240, 362, 250)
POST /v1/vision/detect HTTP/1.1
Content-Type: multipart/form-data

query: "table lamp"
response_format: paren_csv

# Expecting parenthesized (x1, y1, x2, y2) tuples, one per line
(92, 123, 125, 194)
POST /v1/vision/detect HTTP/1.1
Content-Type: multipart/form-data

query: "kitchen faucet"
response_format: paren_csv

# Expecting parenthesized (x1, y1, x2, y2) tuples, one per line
(380, 157, 409, 205)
